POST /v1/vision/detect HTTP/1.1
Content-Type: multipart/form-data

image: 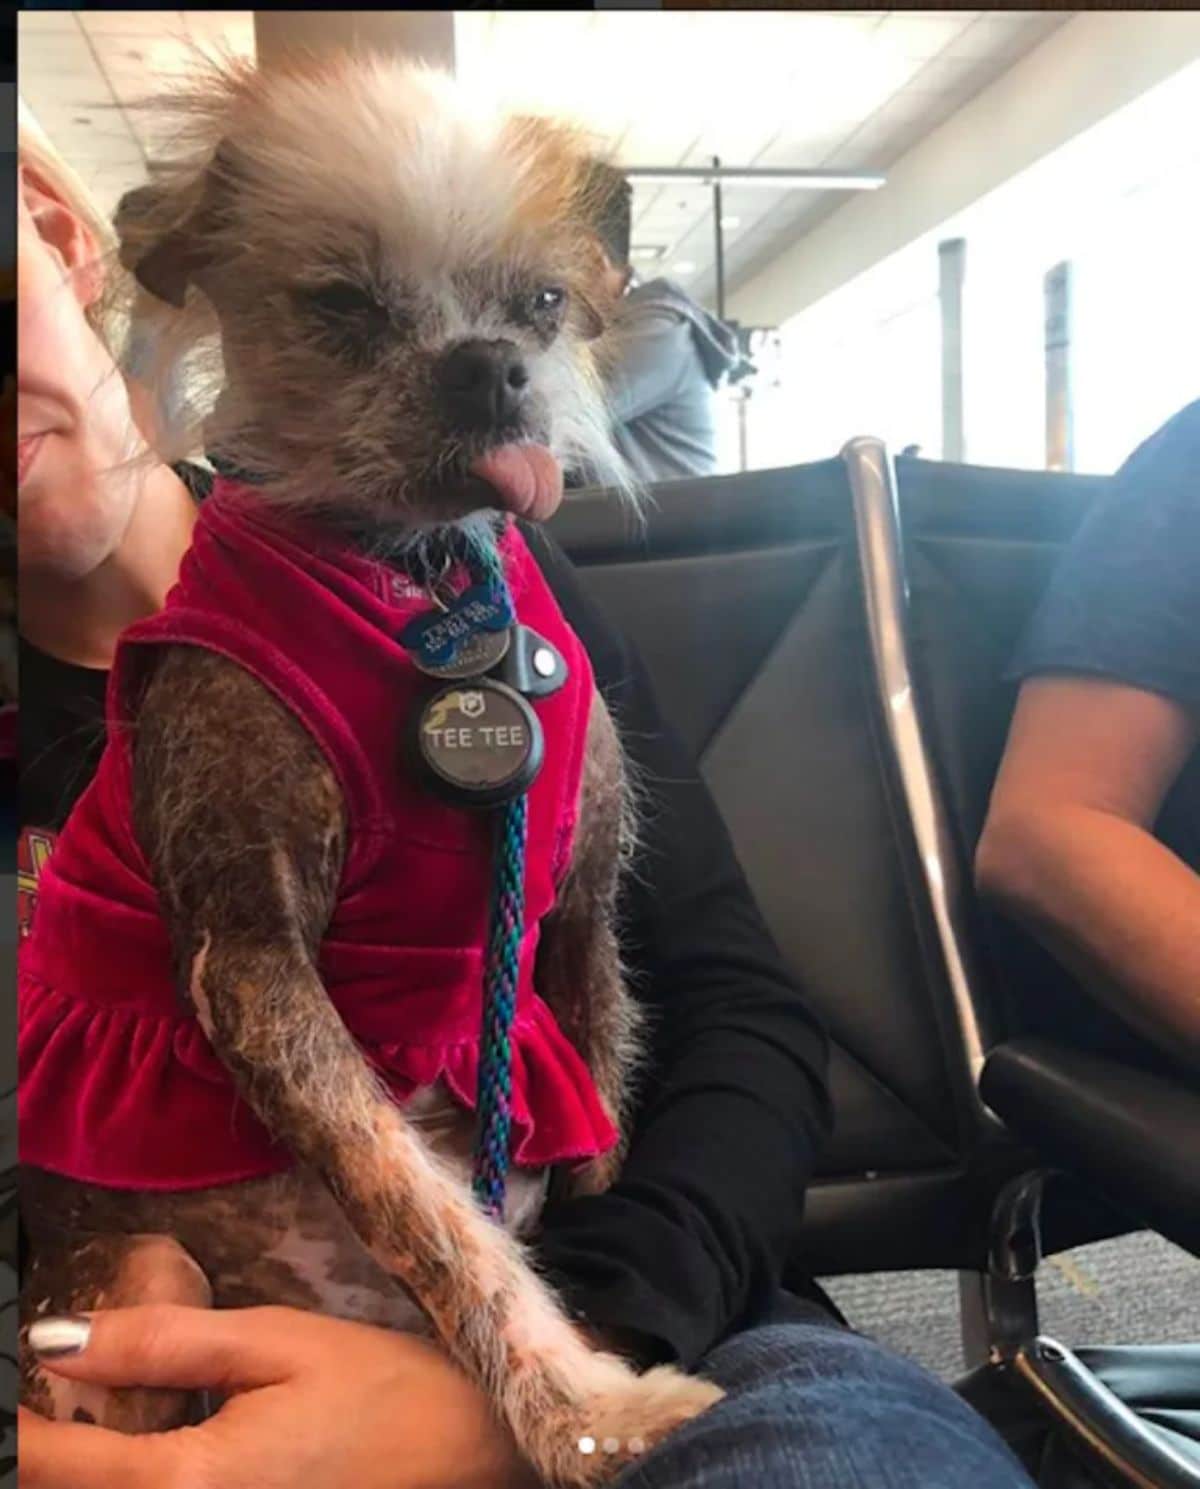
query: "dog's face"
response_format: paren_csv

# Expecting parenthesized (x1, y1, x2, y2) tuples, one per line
(119, 58, 627, 526)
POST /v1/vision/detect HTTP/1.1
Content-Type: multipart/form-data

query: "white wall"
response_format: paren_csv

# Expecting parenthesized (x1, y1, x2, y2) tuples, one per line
(729, 10, 1200, 328)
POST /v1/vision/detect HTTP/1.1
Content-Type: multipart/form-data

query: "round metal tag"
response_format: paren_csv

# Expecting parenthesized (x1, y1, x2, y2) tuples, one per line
(414, 679, 543, 808)
(411, 625, 510, 681)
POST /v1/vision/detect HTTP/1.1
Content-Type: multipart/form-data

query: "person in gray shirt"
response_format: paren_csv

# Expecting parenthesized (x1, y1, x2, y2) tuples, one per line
(579, 162, 740, 486)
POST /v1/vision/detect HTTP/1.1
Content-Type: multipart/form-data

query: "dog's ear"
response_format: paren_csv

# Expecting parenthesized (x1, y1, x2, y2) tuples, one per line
(572, 236, 615, 341)
(115, 142, 239, 309)
(115, 185, 208, 308)
(573, 288, 607, 342)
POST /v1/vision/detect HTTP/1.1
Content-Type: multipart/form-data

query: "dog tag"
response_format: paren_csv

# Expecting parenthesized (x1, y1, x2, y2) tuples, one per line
(411, 626, 510, 681)
(495, 625, 568, 699)
(414, 680, 543, 808)
(401, 582, 515, 672)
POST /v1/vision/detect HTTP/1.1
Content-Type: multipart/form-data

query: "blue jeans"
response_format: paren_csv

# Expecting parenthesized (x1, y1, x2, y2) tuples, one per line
(617, 1313, 1035, 1488)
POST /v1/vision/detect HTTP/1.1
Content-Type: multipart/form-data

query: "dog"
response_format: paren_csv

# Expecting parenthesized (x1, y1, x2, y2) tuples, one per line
(18, 53, 722, 1485)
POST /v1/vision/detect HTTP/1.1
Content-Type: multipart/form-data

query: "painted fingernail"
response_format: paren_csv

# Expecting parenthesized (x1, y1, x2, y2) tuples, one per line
(28, 1315, 92, 1358)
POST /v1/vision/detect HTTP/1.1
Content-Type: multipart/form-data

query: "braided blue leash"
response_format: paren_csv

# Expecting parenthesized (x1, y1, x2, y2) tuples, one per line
(467, 529, 526, 1220)
(473, 793, 527, 1219)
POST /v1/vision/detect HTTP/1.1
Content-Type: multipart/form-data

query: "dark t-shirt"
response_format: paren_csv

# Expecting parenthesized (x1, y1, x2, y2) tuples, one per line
(19, 643, 108, 839)
(18, 470, 833, 1367)
(1009, 398, 1200, 875)
(999, 400, 1200, 1062)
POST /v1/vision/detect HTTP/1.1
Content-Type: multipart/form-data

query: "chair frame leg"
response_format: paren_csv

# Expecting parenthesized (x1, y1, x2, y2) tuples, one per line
(958, 1269, 1038, 1370)
(959, 1167, 1048, 1368)
(962, 1169, 1200, 1488)
(1015, 1336, 1200, 1489)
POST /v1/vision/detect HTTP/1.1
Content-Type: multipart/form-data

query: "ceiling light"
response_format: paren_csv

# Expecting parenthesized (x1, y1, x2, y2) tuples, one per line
(627, 168, 884, 192)
(720, 215, 741, 230)
(673, 261, 697, 277)
(630, 245, 665, 262)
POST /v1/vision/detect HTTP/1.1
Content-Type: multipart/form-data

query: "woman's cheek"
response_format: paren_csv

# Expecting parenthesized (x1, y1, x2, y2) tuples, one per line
(17, 438, 133, 579)
(17, 235, 75, 387)
(16, 238, 141, 575)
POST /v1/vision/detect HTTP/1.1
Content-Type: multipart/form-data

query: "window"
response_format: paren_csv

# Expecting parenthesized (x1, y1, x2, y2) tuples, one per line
(767, 242, 940, 465)
(760, 58, 1200, 475)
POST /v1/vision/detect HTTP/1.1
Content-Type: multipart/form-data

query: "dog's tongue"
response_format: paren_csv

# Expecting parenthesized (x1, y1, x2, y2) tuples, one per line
(469, 444, 563, 522)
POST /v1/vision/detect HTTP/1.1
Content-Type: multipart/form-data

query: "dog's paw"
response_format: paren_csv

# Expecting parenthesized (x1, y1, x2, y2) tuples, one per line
(524, 1359, 724, 1486)
(593, 1362, 724, 1449)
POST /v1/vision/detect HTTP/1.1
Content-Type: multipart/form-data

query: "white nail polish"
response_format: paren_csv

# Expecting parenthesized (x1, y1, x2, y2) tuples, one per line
(28, 1315, 92, 1358)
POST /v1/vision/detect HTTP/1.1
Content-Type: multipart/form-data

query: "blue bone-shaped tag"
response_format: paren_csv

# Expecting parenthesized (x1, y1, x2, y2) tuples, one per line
(401, 582, 515, 668)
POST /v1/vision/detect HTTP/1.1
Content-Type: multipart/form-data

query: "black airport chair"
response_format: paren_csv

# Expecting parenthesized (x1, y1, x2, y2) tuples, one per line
(891, 442, 1200, 1486)
(552, 442, 1197, 1488)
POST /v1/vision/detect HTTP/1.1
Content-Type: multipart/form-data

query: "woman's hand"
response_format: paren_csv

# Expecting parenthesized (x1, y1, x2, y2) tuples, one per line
(21, 1303, 539, 1489)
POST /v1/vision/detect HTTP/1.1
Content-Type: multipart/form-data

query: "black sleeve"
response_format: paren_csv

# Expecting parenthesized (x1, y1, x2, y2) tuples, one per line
(524, 528, 833, 1371)
(1009, 398, 1200, 711)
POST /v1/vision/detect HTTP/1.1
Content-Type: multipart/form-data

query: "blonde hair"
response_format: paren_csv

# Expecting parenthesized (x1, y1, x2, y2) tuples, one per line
(17, 102, 190, 468)
(18, 103, 126, 348)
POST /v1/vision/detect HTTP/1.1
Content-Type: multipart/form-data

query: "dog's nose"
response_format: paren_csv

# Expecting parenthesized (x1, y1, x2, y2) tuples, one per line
(438, 339, 530, 430)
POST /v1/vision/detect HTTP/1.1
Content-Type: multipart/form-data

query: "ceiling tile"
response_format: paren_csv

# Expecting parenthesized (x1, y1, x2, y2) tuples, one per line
(20, 74, 116, 131)
(94, 62, 170, 106)
(943, 12, 1059, 60)
(617, 118, 706, 168)
(183, 11, 255, 54)
(633, 194, 712, 249)
(45, 104, 136, 136)
(97, 37, 206, 92)
(877, 12, 978, 59)
(680, 123, 781, 171)
(860, 85, 951, 134)
(658, 213, 719, 272)
(22, 66, 109, 103)
(906, 50, 992, 93)
(17, 31, 97, 76)
(126, 113, 192, 159)
(702, 195, 830, 308)
(823, 135, 894, 172)
(59, 115, 142, 148)
(687, 11, 873, 76)
(20, 9, 1065, 311)
(78, 11, 185, 37)
(799, 10, 889, 19)
(754, 128, 854, 170)
(17, 13, 80, 37)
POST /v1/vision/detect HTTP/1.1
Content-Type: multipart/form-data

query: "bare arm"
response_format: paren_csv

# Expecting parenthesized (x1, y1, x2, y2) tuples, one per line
(976, 675, 1200, 1066)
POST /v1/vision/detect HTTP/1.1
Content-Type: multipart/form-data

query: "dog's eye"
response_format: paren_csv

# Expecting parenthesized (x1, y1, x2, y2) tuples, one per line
(531, 287, 565, 317)
(300, 281, 383, 320)
(295, 281, 394, 364)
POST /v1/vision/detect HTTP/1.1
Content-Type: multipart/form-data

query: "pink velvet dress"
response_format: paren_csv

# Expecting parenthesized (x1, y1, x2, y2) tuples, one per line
(19, 478, 618, 1190)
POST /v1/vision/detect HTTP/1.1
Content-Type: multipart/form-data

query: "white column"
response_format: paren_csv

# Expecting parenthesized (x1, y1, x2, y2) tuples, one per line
(938, 237, 966, 464)
(1043, 261, 1074, 472)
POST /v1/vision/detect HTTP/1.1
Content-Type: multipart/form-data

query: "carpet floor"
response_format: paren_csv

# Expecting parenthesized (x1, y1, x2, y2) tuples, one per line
(824, 1231, 1200, 1379)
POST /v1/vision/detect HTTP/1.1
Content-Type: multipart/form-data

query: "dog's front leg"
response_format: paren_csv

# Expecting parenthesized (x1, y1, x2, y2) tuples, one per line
(132, 648, 720, 1486)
